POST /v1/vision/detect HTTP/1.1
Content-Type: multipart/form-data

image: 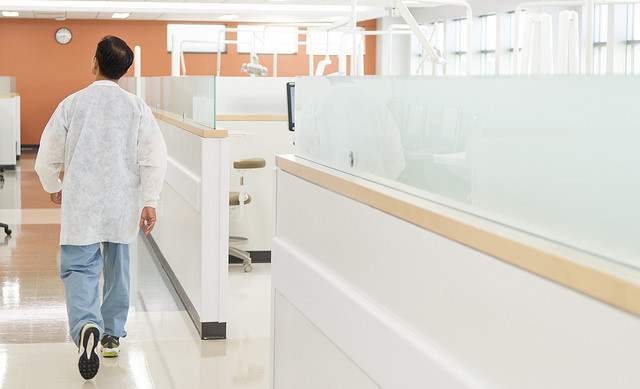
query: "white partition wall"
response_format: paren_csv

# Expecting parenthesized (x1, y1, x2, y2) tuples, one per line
(272, 156, 640, 388)
(149, 116, 229, 338)
(120, 76, 230, 339)
(272, 75, 640, 387)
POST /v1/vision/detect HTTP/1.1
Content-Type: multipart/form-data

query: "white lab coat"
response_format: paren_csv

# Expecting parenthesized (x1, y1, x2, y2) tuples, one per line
(35, 80, 167, 245)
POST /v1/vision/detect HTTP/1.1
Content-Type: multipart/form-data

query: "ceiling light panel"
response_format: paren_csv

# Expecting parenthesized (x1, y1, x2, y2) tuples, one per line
(0, 1, 390, 23)
(34, 11, 66, 19)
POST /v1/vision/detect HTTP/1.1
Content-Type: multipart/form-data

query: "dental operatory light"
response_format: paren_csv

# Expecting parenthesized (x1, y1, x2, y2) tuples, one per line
(241, 54, 268, 77)
(1, 11, 19, 17)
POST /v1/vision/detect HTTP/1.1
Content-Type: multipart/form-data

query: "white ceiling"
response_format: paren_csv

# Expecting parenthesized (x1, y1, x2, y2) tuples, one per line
(0, 0, 403, 23)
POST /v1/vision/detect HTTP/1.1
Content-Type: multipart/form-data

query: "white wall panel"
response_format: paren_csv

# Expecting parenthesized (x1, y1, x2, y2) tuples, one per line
(272, 167, 640, 389)
(273, 292, 380, 389)
(152, 118, 229, 332)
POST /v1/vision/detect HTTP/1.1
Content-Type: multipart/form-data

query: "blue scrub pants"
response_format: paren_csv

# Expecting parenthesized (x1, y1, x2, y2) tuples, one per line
(60, 242, 130, 346)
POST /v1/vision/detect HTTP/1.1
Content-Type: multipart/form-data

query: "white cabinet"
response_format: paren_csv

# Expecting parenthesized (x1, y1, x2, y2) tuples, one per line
(0, 94, 20, 166)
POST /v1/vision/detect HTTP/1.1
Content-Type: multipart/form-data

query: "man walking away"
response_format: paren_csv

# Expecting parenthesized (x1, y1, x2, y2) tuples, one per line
(35, 35, 167, 380)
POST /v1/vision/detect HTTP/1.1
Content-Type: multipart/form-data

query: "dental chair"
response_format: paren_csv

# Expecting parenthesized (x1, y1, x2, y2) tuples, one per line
(0, 168, 11, 235)
(229, 157, 266, 272)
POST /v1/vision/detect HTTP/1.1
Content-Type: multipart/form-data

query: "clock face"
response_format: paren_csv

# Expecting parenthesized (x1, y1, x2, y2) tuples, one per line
(55, 28, 72, 45)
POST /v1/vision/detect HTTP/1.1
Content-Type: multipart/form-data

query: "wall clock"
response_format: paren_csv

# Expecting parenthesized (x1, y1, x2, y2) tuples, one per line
(55, 28, 72, 45)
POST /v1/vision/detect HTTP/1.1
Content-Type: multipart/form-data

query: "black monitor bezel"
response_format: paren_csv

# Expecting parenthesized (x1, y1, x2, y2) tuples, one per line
(286, 82, 295, 132)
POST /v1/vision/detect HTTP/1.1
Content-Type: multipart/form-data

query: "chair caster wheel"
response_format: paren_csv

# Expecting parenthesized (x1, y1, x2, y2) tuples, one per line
(243, 265, 252, 273)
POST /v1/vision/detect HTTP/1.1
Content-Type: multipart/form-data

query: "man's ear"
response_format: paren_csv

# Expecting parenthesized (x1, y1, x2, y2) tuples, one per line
(91, 56, 99, 75)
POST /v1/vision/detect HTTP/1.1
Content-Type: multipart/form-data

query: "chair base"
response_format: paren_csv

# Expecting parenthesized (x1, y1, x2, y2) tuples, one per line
(229, 237, 252, 272)
(0, 223, 10, 236)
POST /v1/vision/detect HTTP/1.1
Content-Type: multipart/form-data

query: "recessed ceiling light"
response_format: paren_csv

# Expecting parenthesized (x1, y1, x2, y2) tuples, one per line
(112, 12, 130, 19)
(218, 14, 239, 21)
(2, 11, 19, 17)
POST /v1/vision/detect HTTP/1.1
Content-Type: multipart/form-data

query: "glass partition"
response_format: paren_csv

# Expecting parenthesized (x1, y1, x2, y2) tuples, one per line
(119, 77, 135, 95)
(295, 76, 640, 269)
(0, 76, 16, 94)
(215, 77, 292, 116)
(121, 76, 217, 128)
(120, 76, 294, 128)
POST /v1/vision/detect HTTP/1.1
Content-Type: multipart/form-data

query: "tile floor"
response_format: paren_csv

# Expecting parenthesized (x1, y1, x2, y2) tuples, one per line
(0, 153, 271, 388)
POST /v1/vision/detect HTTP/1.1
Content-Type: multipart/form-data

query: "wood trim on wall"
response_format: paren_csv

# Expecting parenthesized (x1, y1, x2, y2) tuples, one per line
(276, 154, 640, 318)
(152, 110, 228, 138)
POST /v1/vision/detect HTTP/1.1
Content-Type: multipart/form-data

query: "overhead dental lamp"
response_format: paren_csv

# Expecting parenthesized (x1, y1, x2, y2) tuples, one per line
(241, 54, 268, 77)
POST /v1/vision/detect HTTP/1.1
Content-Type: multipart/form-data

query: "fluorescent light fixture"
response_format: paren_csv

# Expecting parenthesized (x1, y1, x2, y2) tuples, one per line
(321, 16, 344, 22)
(2, 11, 19, 17)
(218, 14, 238, 21)
(0, 2, 388, 24)
(111, 12, 129, 19)
(0, 2, 377, 14)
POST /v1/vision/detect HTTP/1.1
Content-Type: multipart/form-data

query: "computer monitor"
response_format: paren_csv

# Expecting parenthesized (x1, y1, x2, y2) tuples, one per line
(286, 82, 295, 131)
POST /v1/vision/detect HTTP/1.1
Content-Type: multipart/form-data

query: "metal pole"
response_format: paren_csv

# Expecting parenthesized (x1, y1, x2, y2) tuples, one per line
(171, 34, 181, 76)
(134, 45, 142, 98)
(585, 0, 594, 74)
(351, 0, 358, 75)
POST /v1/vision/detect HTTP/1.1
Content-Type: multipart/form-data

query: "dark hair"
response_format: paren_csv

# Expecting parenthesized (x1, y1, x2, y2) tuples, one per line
(94, 36, 134, 80)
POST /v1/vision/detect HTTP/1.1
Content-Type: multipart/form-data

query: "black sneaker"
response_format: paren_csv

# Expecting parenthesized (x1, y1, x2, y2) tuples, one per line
(78, 323, 100, 380)
(101, 334, 120, 358)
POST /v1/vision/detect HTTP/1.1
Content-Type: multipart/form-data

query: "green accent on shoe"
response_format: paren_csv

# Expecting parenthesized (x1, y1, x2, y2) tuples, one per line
(100, 334, 120, 358)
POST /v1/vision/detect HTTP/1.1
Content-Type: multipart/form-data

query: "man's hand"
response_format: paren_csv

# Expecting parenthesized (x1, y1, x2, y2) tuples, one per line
(50, 191, 62, 204)
(139, 206, 157, 236)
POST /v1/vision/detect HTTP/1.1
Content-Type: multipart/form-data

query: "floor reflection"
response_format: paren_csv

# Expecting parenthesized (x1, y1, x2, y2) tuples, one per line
(0, 153, 271, 388)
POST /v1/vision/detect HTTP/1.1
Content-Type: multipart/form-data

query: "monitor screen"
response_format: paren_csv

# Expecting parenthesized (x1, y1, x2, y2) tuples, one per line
(286, 82, 295, 131)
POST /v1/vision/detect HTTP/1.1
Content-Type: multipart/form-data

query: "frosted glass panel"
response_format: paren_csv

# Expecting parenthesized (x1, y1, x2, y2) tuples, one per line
(120, 76, 293, 126)
(215, 77, 292, 115)
(121, 76, 216, 128)
(295, 76, 640, 268)
(119, 77, 135, 95)
(0, 76, 16, 94)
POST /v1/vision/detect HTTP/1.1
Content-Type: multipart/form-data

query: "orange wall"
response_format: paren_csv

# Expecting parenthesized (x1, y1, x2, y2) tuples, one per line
(0, 19, 377, 145)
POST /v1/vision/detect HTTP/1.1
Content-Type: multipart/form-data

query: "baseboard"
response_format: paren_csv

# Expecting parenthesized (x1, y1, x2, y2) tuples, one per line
(20, 145, 39, 154)
(229, 250, 271, 264)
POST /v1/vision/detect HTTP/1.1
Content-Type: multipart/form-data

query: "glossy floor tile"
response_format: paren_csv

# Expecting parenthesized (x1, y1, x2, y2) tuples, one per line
(0, 153, 271, 388)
